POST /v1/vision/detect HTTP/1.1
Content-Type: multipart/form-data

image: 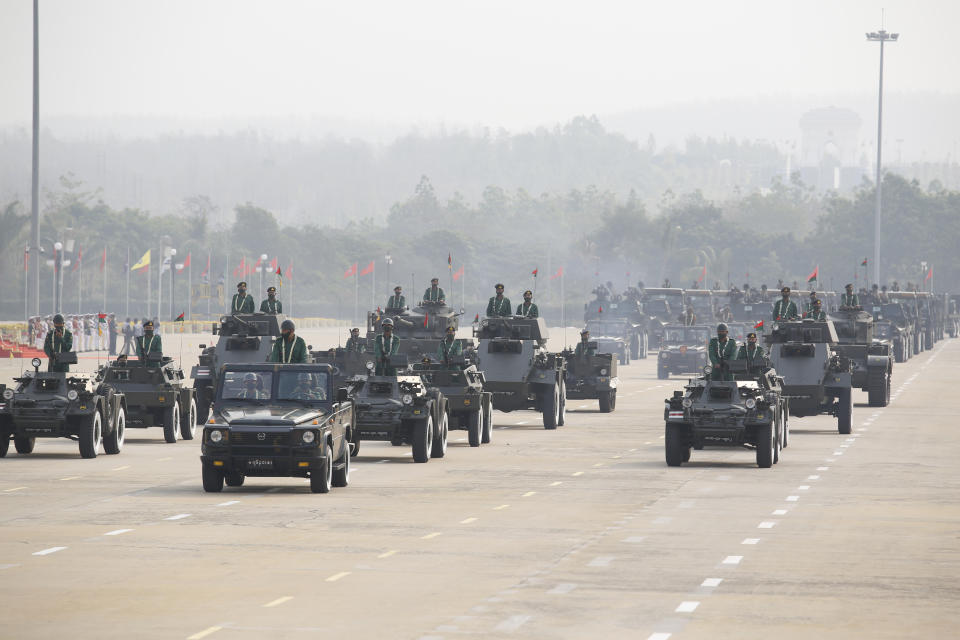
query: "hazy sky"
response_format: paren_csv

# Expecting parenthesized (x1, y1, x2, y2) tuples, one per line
(1, 0, 957, 130)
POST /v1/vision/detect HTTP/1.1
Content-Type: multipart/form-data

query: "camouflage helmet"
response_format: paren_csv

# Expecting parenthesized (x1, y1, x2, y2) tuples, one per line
(382, 318, 394, 327)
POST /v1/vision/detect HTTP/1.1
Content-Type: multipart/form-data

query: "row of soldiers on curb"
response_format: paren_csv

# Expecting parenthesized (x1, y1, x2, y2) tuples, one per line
(42, 314, 163, 372)
(30, 314, 117, 353)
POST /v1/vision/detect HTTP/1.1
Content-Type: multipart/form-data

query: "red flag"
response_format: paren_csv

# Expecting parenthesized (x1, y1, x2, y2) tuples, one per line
(269, 256, 278, 273)
(424, 313, 429, 327)
(275, 265, 282, 276)
(233, 257, 245, 279)
(474, 313, 479, 322)
(861, 258, 868, 266)
(696, 265, 706, 283)
(550, 267, 563, 280)
(286, 264, 293, 279)
(598, 305, 603, 314)
(532, 268, 538, 277)
(447, 253, 452, 268)
(452, 265, 464, 281)
(754, 320, 764, 330)
(359, 260, 375, 276)
(253, 256, 262, 269)
(806, 265, 819, 283)
(175, 312, 185, 322)
(925, 267, 933, 281)
(343, 262, 358, 278)
(98, 312, 107, 321)
(177, 253, 191, 274)
(201, 253, 210, 278)
(100, 247, 106, 271)
(72, 246, 82, 273)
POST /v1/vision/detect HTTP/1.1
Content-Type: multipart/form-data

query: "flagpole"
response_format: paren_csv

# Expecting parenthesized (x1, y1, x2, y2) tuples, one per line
(102, 248, 107, 311)
(188, 254, 193, 321)
(561, 269, 566, 348)
(371, 260, 376, 313)
(147, 250, 152, 319)
(24, 245, 29, 325)
(125, 247, 130, 317)
(78, 256, 82, 313)
(354, 269, 359, 325)
(289, 260, 294, 317)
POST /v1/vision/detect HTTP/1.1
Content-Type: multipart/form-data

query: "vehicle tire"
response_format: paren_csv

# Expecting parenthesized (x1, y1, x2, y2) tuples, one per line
(163, 400, 181, 444)
(0, 435, 9, 458)
(665, 423, 685, 467)
(557, 380, 566, 426)
(781, 407, 789, 448)
(103, 407, 125, 454)
(837, 388, 852, 434)
(481, 398, 493, 444)
(640, 332, 648, 359)
(773, 414, 781, 464)
(630, 335, 640, 360)
(412, 415, 434, 463)
(599, 391, 612, 413)
(609, 390, 616, 411)
(619, 354, 626, 365)
(202, 464, 224, 492)
(894, 340, 904, 363)
(180, 397, 198, 441)
(542, 385, 558, 430)
(756, 422, 774, 468)
(14, 436, 36, 454)
(310, 447, 333, 493)
(682, 445, 691, 462)
(431, 410, 449, 459)
(79, 409, 103, 459)
(657, 367, 669, 380)
(194, 387, 211, 424)
(225, 471, 245, 487)
(332, 440, 350, 487)
(467, 409, 482, 447)
(867, 368, 890, 407)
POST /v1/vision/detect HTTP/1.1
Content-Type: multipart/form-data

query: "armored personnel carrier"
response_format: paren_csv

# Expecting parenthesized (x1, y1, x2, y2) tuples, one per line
(309, 347, 369, 391)
(656, 325, 710, 379)
(888, 293, 926, 354)
(765, 319, 854, 434)
(828, 309, 893, 407)
(98, 353, 197, 442)
(368, 300, 471, 361)
(0, 355, 127, 458)
(869, 302, 914, 362)
(474, 316, 566, 429)
(192, 313, 285, 422)
(415, 357, 493, 447)
(563, 343, 618, 413)
(663, 359, 786, 468)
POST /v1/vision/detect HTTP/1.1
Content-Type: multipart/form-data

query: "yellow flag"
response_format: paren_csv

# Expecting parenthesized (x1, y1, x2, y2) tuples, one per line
(131, 249, 151, 271)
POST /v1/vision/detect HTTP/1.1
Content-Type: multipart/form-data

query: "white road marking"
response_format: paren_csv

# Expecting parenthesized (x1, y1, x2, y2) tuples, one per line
(817, 466, 829, 471)
(623, 536, 645, 543)
(157, 457, 173, 462)
(495, 616, 531, 633)
(676, 601, 700, 613)
(593, 463, 605, 468)
(112, 465, 130, 471)
(32, 547, 67, 556)
(647, 633, 672, 640)
(742, 538, 760, 545)
(103, 529, 133, 536)
(59, 476, 81, 481)
(548, 583, 577, 594)
(807, 475, 820, 480)
(833, 451, 845, 456)
(378, 550, 397, 559)
(701, 578, 723, 587)
(772, 509, 788, 516)
(522, 491, 536, 497)
(572, 471, 584, 476)
(165, 513, 191, 521)
(588, 556, 614, 567)
(798, 485, 810, 491)
(460, 517, 478, 524)
(187, 626, 222, 640)
(786, 495, 799, 501)
(421, 532, 442, 539)
(216, 501, 240, 507)
(722, 555, 743, 565)
(548, 481, 562, 487)
(325, 571, 350, 582)
(493, 504, 510, 510)
(3, 487, 27, 493)
(263, 596, 293, 607)
(628, 448, 637, 452)
(758, 521, 777, 529)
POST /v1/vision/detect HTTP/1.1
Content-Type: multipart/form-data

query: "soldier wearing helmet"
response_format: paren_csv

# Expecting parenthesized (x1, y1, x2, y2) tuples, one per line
(288, 372, 324, 400)
(804, 298, 826, 320)
(239, 372, 265, 399)
(44, 313, 74, 372)
(423, 277, 445, 304)
(574, 329, 596, 357)
(270, 319, 307, 363)
(374, 317, 400, 375)
(708, 322, 737, 381)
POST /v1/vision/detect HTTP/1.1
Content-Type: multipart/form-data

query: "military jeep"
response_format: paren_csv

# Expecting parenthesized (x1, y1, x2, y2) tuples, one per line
(656, 325, 710, 379)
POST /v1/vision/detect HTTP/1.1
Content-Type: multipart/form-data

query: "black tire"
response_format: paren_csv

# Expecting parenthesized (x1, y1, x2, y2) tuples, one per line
(332, 440, 350, 487)
(639, 332, 648, 359)
(14, 436, 36, 454)
(202, 465, 224, 492)
(431, 410, 449, 459)
(195, 387, 211, 424)
(542, 385, 558, 430)
(599, 391, 612, 413)
(837, 388, 852, 434)
(867, 369, 890, 407)
(557, 380, 566, 426)
(894, 340, 905, 363)
(310, 447, 333, 493)
(657, 367, 669, 380)
(756, 422, 774, 468)
(781, 406, 789, 448)
(350, 428, 360, 457)
(103, 407, 125, 454)
(163, 400, 181, 444)
(79, 409, 103, 459)
(225, 471, 245, 487)
(665, 423, 685, 467)
(467, 409, 482, 447)
(412, 415, 433, 463)
(180, 397, 198, 440)
(0, 435, 9, 458)
(481, 398, 493, 444)
(630, 335, 640, 360)
(773, 413, 781, 464)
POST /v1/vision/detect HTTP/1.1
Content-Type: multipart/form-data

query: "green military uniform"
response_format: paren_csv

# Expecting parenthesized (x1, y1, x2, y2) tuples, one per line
(736, 343, 765, 370)
(841, 293, 860, 307)
(239, 388, 265, 400)
(373, 333, 401, 375)
(772, 298, 799, 321)
(136, 334, 163, 361)
(486, 295, 512, 317)
(516, 301, 539, 318)
(269, 335, 307, 363)
(386, 294, 406, 310)
(708, 336, 738, 380)
(231, 293, 255, 314)
(44, 329, 73, 373)
(574, 341, 597, 357)
(260, 298, 282, 314)
(423, 286, 445, 303)
(436, 337, 463, 368)
(804, 309, 826, 320)
(345, 336, 365, 353)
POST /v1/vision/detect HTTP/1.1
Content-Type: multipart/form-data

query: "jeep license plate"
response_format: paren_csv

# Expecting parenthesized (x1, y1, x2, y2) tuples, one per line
(246, 458, 274, 470)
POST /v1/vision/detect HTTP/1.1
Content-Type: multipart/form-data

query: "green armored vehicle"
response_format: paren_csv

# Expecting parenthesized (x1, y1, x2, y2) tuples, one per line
(98, 353, 197, 442)
(368, 300, 471, 361)
(415, 356, 493, 447)
(828, 309, 893, 407)
(563, 343, 619, 412)
(868, 302, 914, 362)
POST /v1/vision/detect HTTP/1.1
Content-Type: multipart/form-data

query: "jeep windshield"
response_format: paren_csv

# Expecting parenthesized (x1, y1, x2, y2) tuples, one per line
(219, 370, 330, 403)
(662, 327, 709, 345)
(221, 371, 273, 402)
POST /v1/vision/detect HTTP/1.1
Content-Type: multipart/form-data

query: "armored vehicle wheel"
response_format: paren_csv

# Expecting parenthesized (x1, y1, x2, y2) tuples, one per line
(664, 424, 686, 467)
(412, 415, 434, 463)
(542, 385, 559, 430)
(894, 340, 905, 363)
(481, 398, 493, 444)
(558, 380, 566, 426)
(202, 465, 224, 492)
(431, 411, 449, 459)
(773, 415, 782, 464)
(332, 440, 350, 487)
(163, 400, 181, 444)
(310, 447, 333, 493)
(180, 397, 198, 440)
(837, 388, 852, 434)
(103, 407, 125, 455)
(657, 367, 669, 380)
(195, 389, 211, 424)
(0, 435, 9, 458)
(225, 471, 245, 487)
(756, 422, 774, 468)
(350, 429, 361, 457)
(599, 391, 613, 413)
(14, 436, 36, 454)
(781, 408, 790, 448)
(79, 409, 103, 459)
(867, 369, 890, 407)
(630, 335, 640, 360)
(468, 409, 482, 447)
(639, 333, 648, 359)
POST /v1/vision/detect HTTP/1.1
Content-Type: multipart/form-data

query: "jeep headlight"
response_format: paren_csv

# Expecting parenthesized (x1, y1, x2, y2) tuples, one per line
(599, 368, 607, 375)
(660, 352, 670, 360)
(402, 393, 413, 405)
(31, 357, 42, 368)
(702, 365, 713, 375)
(209, 429, 224, 443)
(744, 398, 756, 409)
(302, 430, 316, 444)
(2, 388, 13, 400)
(366, 361, 375, 371)
(66, 389, 79, 401)
(681, 397, 693, 408)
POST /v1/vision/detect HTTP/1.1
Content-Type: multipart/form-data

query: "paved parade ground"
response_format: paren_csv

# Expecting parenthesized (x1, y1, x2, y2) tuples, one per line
(1, 329, 958, 639)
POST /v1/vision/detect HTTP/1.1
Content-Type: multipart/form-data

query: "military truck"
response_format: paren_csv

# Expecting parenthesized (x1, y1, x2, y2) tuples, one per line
(414, 357, 493, 447)
(97, 354, 197, 442)
(584, 318, 632, 364)
(200, 363, 352, 493)
(583, 296, 648, 359)
(829, 309, 893, 407)
(368, 300, 471, 362)
(765, 319, 854, 434)
(563, 343, 619, 413)
(663, 359, 787, 468)
(869, 302, 914, 362)
(192, 313, 286, 422)
(351, 354, 449, 462)
(656, 325, 710, 379)
(0, 355, 127, 458)
(474, 316, 567, 429)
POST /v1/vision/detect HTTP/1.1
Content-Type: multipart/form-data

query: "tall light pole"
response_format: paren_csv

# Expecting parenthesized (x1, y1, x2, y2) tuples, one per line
(259, 253, 268, 295)
(29, 0, 41, 315)
(384, 253, 392, 299)
(866, 27, 898, 286)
